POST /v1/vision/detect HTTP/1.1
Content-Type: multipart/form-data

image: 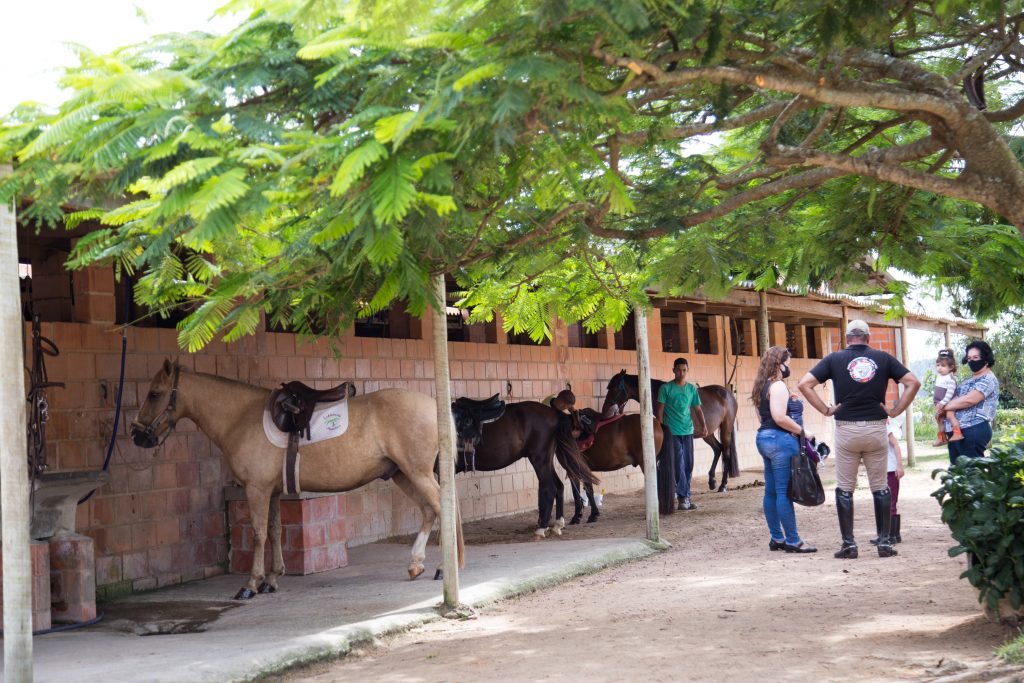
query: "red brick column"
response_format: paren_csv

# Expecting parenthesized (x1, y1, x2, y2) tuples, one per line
(1, 541, 52, 631)
(226, 488, 348, 575)
(71, 264, 116, 325)
(49, 532, 97, 623)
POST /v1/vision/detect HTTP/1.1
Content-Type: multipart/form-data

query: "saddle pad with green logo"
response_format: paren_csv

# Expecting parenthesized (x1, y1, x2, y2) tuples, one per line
(262, 398, 349, 448)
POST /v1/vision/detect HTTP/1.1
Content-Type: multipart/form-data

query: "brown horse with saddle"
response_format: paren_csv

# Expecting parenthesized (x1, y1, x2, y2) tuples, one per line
(132, 360, 463, 599)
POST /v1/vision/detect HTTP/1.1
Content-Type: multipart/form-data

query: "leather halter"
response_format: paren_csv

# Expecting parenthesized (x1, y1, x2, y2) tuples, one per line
(132, 365, 181, 447)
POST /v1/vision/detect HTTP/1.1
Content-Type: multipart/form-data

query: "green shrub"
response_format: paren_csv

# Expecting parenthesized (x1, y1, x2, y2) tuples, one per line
(932, 431, 1024, 615)
(996, 408, 1024, 432)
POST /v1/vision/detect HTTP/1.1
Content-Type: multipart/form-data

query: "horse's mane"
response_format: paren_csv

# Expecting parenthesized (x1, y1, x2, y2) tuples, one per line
(183, 367, 272, 395)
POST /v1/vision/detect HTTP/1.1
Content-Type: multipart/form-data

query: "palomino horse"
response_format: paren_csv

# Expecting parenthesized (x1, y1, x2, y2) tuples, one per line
(456, 401, 598, 538)
(601, 370, 740, 492)
(132, 360, 463, 599)
(569, 408, 671, 524)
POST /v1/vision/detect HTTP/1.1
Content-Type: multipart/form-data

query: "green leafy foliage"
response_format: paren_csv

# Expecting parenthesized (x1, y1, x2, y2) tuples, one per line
(3, 0, 1024, 350)
(932, 434, 1024, 616)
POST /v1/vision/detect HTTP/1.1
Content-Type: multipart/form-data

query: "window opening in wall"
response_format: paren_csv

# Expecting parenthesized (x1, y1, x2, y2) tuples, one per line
(785, 324, 800, 357)
(729, 318, 754, 356)
(805, 326, 820, 359)
(692, 313, 712, 354)
(445, 277, 496, 343)
(567, 321, 606, 349)
(353, 304, 421, 339)
(660, 310, 681, 352)
(614, 312, 636, 351)
(507, 329, 550, 346)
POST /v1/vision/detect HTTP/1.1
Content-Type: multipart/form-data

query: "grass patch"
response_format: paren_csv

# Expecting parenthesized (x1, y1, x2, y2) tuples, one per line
(997, 631, 1024, 663)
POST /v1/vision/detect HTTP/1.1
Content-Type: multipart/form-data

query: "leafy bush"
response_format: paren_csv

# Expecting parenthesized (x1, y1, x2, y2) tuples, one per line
(996, 408, 1024, 432)
(932, 431, 1024, 616)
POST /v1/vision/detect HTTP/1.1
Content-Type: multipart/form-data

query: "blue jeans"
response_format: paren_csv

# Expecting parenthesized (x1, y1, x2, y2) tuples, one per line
(756, 428, 801, 546)
(948, 421, 993, 465)
(672, 434, 695, 498)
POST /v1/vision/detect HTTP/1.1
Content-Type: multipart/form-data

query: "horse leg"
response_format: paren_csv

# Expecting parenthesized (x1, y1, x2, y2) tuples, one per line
(550, 470, 566, 536)
(568, 478, 584, 525)
(237, 485, 270, 600)
(259, 493, 284, 594)
(586, 482, 599, 523)
(391, 471, 438, 580)
(534, 465, 555, 539)
(706, 436, 722, 491)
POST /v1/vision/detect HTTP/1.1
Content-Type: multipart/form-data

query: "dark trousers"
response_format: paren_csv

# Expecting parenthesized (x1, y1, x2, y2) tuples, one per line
(947, 421, 993, 465)
(887, 471, 900, 515)
(672, 434, 695, 498)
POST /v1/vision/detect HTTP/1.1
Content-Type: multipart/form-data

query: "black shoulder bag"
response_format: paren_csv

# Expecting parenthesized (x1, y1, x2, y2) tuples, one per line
(787, 428, 826, 506)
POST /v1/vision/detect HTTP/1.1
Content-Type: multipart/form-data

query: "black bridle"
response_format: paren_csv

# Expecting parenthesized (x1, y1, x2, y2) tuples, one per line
(131, 365, 181, 448)
(604, 375, 631, 416)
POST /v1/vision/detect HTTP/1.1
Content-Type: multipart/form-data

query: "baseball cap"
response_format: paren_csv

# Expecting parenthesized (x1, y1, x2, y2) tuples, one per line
(845, 319, 870, 336)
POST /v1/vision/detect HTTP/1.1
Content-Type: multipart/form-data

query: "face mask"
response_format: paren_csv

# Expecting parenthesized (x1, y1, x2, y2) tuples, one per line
(780, 365, 791, 379)
(967, 359, 986, 372)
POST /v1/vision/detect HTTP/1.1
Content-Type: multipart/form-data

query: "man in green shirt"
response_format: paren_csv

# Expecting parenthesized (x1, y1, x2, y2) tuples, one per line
(655, 357, 708, 510)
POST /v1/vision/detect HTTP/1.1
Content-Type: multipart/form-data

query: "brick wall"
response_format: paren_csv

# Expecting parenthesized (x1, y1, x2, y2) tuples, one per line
(35, 310, 911, 595)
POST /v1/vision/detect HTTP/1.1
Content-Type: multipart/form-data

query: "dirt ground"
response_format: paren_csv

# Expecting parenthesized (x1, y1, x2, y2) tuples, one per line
(278, 448, 1022, 683)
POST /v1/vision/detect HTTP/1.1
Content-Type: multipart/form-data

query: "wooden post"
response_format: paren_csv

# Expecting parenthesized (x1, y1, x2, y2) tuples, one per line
(758, 290, 769, 357)
(1, 165, 32, 682)
(900, 316, 916, 467)
(840, 306, 849, 345)
(430, 274, 459, 607)
(633, 305, 661, 543)
(944, 323, 951, 350)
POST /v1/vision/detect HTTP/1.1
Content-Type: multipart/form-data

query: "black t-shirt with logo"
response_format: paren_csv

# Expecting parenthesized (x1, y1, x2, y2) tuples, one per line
(809, 344, 910, 421)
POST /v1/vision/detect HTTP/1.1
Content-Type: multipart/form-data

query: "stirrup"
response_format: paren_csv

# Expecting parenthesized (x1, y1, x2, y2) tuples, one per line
(834, 542, 858, 559)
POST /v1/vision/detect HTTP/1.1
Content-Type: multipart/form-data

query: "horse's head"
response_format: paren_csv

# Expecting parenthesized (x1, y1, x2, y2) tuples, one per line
(131, 359, 183, 448)
(601, 369, 631, 418)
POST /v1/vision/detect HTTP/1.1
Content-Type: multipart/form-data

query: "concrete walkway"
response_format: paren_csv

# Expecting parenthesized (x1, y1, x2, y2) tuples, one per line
(17, 537, 663, 682)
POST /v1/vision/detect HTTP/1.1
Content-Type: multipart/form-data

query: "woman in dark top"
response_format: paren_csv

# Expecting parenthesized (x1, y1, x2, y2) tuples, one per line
(751, 346, 817, 553)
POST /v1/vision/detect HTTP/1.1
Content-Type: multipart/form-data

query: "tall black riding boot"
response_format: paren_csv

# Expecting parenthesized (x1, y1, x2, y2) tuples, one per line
(892, 514, 901, 544)
(834, 488, 858, 559)
(873, 489, 897, 557)
(869, 491, 885, 545)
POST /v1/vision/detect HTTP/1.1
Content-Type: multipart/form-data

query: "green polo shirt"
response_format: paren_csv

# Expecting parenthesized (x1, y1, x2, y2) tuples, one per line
(657, 381, 701, 436)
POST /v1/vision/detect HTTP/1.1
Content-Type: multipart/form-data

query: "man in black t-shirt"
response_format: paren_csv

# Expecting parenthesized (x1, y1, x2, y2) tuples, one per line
(798, 320, 920, 560)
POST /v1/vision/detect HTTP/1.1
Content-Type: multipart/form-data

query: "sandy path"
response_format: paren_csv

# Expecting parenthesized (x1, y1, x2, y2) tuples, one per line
(278, 448, 1018, 682)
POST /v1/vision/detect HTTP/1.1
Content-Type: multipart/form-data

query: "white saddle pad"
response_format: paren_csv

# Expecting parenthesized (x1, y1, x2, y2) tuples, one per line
(262, 397, 350, 448)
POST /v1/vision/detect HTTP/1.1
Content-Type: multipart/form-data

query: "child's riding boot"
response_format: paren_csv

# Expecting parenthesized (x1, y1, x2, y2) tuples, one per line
(873, 488, 897, 557)
(834, 488, 858, 559)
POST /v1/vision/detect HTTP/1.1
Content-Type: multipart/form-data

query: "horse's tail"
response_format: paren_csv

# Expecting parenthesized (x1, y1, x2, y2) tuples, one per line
(555, 413, 599, 487)
(456, 494, 465, 568)
(727, 396, 740, 478)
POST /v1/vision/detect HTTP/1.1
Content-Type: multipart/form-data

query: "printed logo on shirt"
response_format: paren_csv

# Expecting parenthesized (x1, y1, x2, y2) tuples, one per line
(847, 356, 878, 383)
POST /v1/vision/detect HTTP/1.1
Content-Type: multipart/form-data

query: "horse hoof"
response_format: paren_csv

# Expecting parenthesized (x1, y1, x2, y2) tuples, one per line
(708, 479, 717, 491)
(569, 517, 581, 525)
(552, 526, 562, 536)
(718, 486, 728, 493)
(533, 528, 548, 539)
(409, 565, 425, 580)
(257, 582, 277, 594)
(234, 587, 256, 600)
(433, 568, 443, 581)
(586, 516, 598, 524)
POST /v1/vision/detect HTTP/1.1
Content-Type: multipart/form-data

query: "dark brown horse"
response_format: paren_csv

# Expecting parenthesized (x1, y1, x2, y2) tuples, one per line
(455, 401, 598, 538)
(568, 408, 672, 524)
(601, 370, 740, 492)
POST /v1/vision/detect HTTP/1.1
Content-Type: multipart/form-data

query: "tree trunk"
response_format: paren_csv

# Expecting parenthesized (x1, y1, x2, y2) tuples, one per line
(1, 165, 32, 682)
(431, 274, 459, 607)
(633, 305, 661, 543)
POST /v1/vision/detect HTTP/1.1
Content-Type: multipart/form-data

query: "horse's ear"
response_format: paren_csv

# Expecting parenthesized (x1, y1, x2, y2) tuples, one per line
(619, 368, 626, 375)
(162, 358, 174, 375)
